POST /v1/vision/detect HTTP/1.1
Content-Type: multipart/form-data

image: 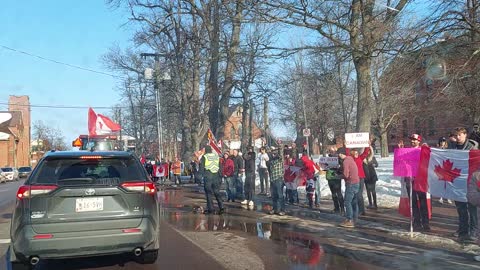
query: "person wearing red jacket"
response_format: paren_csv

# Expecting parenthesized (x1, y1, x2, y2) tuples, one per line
(301, 154, 316, 208)
(284, 155, 297, 204)
(222, 152, 236, 202)
(346, 146, 370, 215)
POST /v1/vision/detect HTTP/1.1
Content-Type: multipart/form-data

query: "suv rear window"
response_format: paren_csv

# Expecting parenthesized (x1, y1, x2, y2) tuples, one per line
(29, 157, 146, 186)
(18, 167, 32, 172)
(1, 168, 13, 172)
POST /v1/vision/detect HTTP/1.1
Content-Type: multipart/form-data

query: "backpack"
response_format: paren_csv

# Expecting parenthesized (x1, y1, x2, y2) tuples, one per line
(326, 169, 339, 181)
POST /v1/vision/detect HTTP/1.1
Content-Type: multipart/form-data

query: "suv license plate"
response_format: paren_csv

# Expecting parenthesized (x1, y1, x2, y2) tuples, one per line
(76, 198, 104, 212)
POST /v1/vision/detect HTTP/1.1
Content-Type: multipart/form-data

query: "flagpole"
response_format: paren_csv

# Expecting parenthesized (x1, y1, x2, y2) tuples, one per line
(410, 180, 413, 237)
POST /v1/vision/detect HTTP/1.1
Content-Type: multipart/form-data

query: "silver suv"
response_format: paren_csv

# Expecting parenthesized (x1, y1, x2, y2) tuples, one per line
(9, 151, 159, 267)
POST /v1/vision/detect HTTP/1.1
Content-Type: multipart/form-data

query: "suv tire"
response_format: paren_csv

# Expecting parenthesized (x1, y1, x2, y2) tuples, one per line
(136, 250, 158, 264)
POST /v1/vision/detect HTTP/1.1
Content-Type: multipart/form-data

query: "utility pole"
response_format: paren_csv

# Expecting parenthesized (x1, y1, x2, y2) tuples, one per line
(141, 52, 170, 161)
(263, 96, 269, 146)
(300, 79, 310, 157)
(249, 99, 253, 149)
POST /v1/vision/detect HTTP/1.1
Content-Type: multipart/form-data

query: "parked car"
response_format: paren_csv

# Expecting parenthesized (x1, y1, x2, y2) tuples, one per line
(0, 168, 6, 184)
(18, 166, 32, 179)
(10, 151, 159, 268)
(1, 167, 19, 181)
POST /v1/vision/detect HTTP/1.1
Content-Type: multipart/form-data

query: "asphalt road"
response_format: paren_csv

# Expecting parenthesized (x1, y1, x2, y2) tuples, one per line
(1, 182, 480, 270)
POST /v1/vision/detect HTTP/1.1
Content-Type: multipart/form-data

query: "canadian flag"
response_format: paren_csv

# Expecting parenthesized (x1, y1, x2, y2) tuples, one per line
(398, 178, 432, 219)
(416, 146, 480, 202)
(153, 164, 165, 177)
(88, 108, 121, 136)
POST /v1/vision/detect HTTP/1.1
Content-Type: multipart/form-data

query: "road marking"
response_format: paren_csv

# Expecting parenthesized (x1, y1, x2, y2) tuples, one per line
(0, 239, 10, 244)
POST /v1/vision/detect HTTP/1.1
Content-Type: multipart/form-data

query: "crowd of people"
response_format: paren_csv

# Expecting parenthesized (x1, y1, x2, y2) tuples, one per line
(146, 123, 480, 243)
(395, 125, 480, 243)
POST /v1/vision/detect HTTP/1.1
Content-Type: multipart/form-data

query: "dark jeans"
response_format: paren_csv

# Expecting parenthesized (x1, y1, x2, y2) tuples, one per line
(244, 173, 255, 201)
(365, 181, 377, 207)
(203, 173, 223, 212)
(358, 178, 365, 214)
(271, 180, 285, 213)
(235, 175, 244, 200)
(455, 201, 478, 237)
(412, 190, 429, 228)
(345, 183, 359, 221)
(259, 168, 269, 193)
(225, 176, 236, 201)
(174, 174, 181, 185)
(328, 180, 344, 212)
(286, 189, 299, 204)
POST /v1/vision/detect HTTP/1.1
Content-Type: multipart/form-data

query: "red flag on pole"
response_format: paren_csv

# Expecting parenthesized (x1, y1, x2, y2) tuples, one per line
(88, 108, 121, 136)
(207, 128, 222, 155)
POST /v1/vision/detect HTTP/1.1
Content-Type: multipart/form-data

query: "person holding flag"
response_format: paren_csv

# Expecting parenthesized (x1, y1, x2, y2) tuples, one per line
(407, 134, 431, 232)
(199, 145, 224, 215)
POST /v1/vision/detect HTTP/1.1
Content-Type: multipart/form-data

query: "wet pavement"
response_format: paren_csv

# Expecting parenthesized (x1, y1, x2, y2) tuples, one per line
(2, 184, 480, 269)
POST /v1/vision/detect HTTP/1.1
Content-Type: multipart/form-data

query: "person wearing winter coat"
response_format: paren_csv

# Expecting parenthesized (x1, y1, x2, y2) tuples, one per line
(338, 147, 360, 228)
(363, 146, 378, 209)
(453, 127, 479, 242)
(347, 146, 370, 215)
(222, 152, 236, 202)
(284, 155, 298, 204)
(242, 147, 256, 206)
(326, 146, 344, 214)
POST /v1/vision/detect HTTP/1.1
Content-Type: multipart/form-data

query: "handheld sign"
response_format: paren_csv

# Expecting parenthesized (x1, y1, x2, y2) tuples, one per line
(314, 157, 339, 170)
(345, 132, 370, 148)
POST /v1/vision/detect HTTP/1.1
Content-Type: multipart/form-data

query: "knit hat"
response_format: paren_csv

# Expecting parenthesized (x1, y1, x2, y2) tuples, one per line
(409, 134, 422, 142)
(336, 147, 347, 156)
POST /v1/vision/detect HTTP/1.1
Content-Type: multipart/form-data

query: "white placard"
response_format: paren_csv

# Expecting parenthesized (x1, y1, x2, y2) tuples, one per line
(314, 157, 339, 170)
(345, 132, 370, 148)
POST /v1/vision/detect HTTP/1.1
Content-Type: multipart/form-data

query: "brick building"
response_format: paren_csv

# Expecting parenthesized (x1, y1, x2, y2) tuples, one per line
(387, 39, 479, 150)
(0, 96, 31, 167)
(222, 106, 263, 150)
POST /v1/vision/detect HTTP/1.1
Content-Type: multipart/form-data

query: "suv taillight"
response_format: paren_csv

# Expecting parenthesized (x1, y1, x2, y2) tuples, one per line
(16, 185, 58, 199)
(121, 182, 156, 195)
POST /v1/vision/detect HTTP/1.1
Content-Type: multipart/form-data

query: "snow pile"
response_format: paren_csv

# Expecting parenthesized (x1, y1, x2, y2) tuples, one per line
(304, 155, 401, 209)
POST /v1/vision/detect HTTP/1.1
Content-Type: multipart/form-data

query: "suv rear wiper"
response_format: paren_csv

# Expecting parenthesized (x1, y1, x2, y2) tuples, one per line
(57, 178, 95, 185)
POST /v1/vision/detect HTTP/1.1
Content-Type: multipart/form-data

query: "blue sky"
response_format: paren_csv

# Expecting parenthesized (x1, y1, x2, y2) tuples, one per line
(0, 1, 133, 143)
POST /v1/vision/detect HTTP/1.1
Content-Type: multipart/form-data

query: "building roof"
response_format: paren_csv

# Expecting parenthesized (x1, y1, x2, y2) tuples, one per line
(0, 111, 23, 136)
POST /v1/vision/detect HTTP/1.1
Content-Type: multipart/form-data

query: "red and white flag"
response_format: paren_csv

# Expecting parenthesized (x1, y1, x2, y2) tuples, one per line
(207, 128, 222, 156)
(88, 108, 121, 136)
(398, 178, 432, 219)
(416, 146, 480, 202)
(153, 164, 165, 177)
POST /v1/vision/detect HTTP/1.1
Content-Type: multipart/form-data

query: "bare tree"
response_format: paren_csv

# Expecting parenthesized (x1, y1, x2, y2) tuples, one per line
(32, 121, 68, 151)
(253, 0, 419, 133)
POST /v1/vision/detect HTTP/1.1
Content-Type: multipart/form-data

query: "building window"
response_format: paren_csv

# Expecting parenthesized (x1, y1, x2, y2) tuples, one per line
(230, 126, 235, 140)
(402, 120, 408, 138)
(426, 79, 433, 101)
(237, 123, 242, 138)
(428, 116, 435, 136)
(414, 117, 421, 135)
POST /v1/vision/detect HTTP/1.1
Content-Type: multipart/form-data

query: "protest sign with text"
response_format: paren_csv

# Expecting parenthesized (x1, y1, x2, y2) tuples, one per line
(345, 132, 370, 148)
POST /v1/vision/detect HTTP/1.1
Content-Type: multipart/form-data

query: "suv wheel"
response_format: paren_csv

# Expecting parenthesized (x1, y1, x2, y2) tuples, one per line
(136, 250, 158, 264)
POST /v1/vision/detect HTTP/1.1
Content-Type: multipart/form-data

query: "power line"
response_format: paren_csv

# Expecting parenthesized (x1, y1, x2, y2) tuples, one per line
(0, 44, 125, 79)
(0, 101, 155, 110)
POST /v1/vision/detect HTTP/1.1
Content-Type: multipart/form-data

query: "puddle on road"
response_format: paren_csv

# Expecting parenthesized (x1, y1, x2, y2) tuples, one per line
(162, 211, 381, 270)
(159, 190, 383, 270)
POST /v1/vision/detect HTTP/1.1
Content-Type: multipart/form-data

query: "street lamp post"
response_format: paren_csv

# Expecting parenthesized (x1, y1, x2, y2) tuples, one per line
(141, 53, 170, 161)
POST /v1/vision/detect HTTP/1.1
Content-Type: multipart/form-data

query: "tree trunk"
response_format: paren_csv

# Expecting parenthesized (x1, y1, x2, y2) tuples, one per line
(208, 0, 220, 136)
(354, 57, 373, 133)
(217, 1, 243, 140)
(380, 130, 389, 158)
